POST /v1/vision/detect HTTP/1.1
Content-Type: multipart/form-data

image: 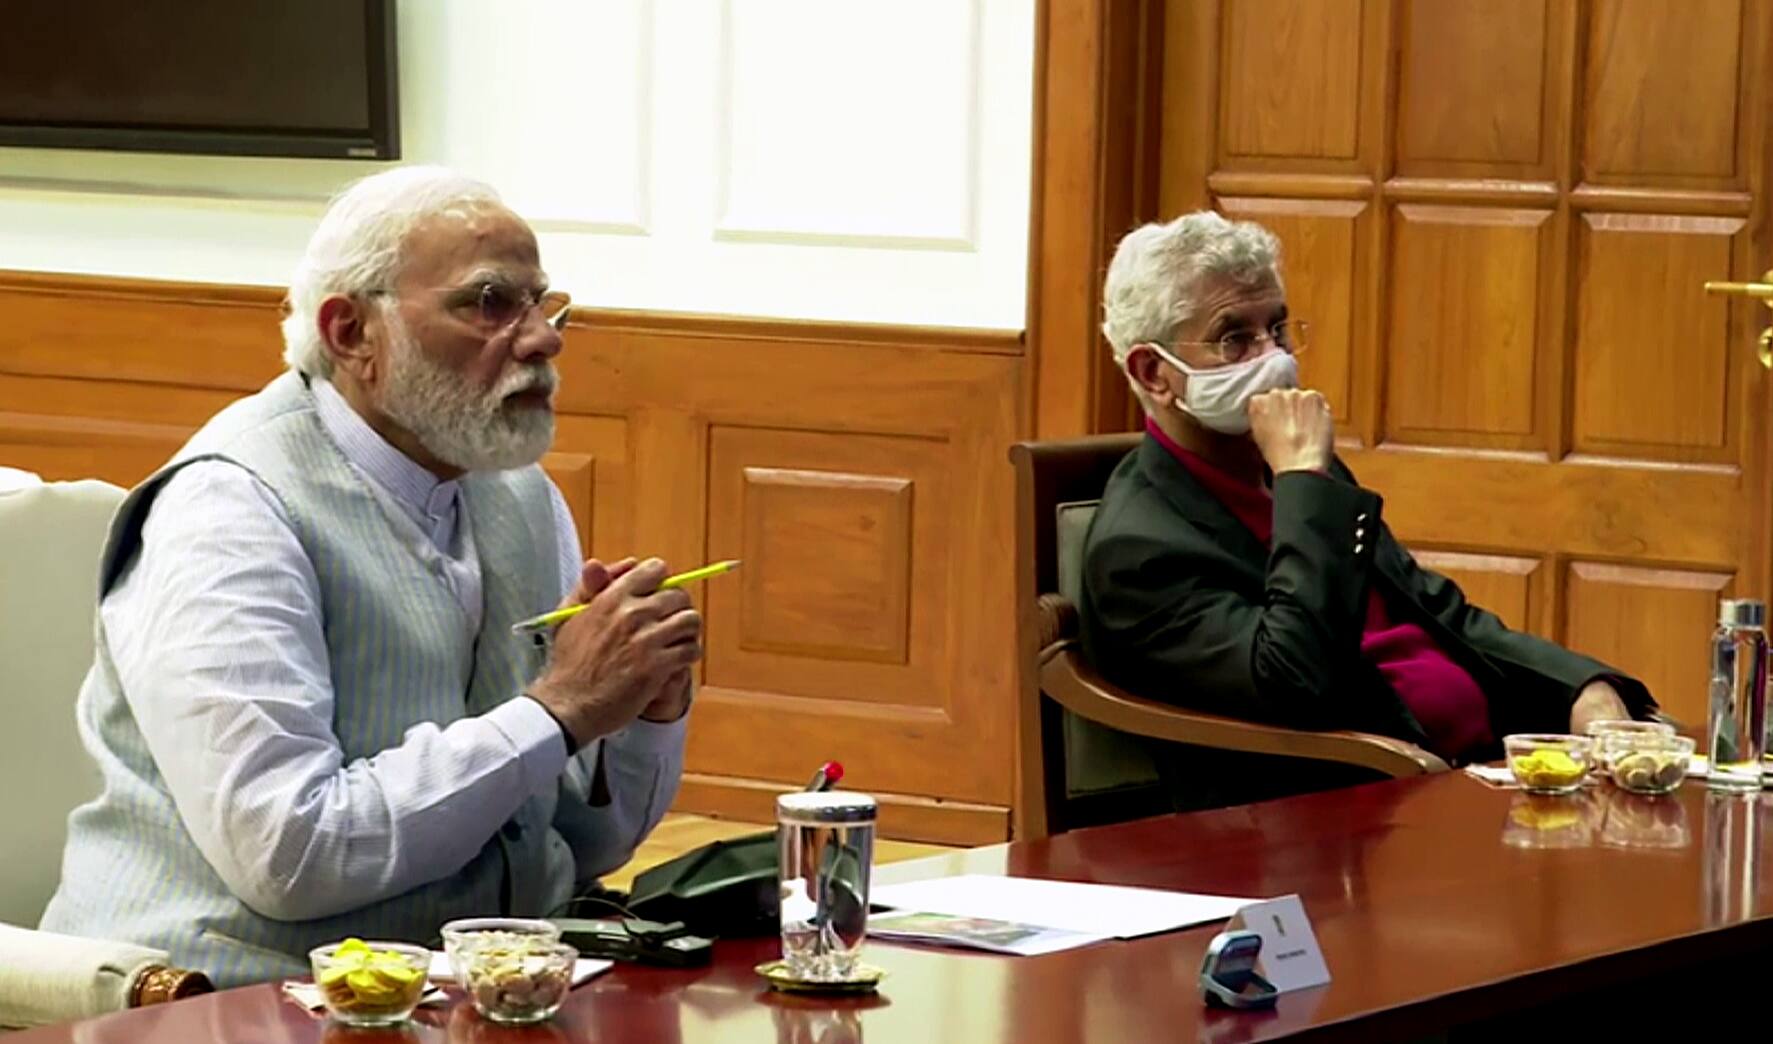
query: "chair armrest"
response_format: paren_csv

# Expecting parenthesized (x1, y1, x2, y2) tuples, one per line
(0, 923, 212, 1029)
(1039, 643, 1449, 778)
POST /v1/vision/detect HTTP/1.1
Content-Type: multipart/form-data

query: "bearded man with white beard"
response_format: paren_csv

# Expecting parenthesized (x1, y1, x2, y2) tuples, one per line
(41, 167, 701, 986)
(1080, 211, 1662, 811)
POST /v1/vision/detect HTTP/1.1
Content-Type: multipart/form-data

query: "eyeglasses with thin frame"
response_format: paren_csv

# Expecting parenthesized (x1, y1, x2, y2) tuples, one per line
(1165, 318, 1309, 368)
(367, 280, 572, 332)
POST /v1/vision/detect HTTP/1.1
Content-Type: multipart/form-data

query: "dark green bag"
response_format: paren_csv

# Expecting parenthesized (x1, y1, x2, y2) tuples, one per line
(625, 832, 779, 938)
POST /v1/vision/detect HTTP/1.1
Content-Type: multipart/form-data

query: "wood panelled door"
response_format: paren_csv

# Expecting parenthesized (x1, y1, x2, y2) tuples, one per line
(1162, 0, 1773, 724)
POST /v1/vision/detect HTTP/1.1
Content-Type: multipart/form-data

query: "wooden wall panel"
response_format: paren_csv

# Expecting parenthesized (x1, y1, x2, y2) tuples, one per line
(1410, 550, 1541, 635)
(1572, 214, 1742, 458)
(1396, 0, 1551, 174)
(0, 272, 1023, 844)
(730, 465, 915, 666)
(674, 772, 1009, 847)
(544, 413, 631, 562)
(703, 427, 952, 731)
(1583, 0, 1745, 183)
(0, 409, 196, 489)
(1217, 197, 1364, 424)
(1220, 0, 1363, 162)
(1352, 450, 1738, 569)
(1563, 563, 1734, 726)
(1385, 206, 1549, 446)
(540, 452, 596, 558)
(0, 274, 278, 393)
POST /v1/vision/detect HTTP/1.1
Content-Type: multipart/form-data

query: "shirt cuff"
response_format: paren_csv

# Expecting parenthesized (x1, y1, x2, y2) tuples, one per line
(606, 713, 689, 758)
(488, 696, 571, 793)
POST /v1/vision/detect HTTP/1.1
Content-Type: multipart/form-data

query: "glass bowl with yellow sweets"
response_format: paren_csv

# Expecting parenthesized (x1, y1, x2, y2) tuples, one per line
(1504, 734, 1595, 794)
(308, 938, 431, 1026)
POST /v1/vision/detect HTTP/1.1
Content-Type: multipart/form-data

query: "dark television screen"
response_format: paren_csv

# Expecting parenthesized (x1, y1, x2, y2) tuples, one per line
(0, 0, 398, 159)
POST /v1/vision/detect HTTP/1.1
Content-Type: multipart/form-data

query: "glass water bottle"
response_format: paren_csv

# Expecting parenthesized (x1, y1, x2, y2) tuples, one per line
(1707, 599, 1768, 792)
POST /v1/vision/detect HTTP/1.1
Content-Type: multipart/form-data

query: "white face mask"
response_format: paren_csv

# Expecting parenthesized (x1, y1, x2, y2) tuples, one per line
(1148, 345, 1299, 435)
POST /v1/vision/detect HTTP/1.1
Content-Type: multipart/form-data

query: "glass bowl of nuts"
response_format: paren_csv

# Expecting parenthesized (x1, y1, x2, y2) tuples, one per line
(1584, 719, 1676, 772)
(1504, 734, 1595, 794)
(441, 919, 576, 1025)
(309, 938, 431, 1026)
(440, 917, 560, 954)
(1599, 732, 1694, 795)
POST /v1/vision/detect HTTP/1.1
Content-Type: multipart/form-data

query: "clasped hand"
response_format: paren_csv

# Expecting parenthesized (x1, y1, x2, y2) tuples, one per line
(528, 557, 703, 746)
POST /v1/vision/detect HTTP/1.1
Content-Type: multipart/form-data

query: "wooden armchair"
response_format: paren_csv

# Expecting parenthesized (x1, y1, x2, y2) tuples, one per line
(1010, 435, 1448, 839)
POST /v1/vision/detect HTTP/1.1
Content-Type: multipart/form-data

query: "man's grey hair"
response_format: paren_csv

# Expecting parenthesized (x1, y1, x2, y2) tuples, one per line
(282, 166, 504, 378)
(1101, 211, 1283, 367)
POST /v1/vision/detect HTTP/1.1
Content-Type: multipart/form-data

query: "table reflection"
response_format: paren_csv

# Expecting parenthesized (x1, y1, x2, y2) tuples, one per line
(1501, 790, 1599, 848)
(1501, 784, 1699, 851)
(1596, 789, 1690, 850)
(321, 1023, 424, 1044)
(757, 989, 886, 1044)
(443, 1003, 572, 1043)
(1702, 790, 1762, 927)
(767, 1003, 864, 1044)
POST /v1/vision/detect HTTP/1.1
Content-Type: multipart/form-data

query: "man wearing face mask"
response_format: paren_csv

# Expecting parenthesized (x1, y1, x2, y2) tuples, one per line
(1079, 212, 1657, 809)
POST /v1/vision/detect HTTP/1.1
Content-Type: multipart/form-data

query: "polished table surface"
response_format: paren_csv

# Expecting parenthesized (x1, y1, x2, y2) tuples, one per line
(15, 773, 1773, 1043)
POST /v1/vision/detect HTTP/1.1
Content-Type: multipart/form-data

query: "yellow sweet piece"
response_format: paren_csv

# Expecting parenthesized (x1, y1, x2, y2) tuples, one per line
(317, 939, 426, 1016)
(370, 958, 422, 987)
(347, 969, 398, 1002)
(1510, 748, 1586, 789)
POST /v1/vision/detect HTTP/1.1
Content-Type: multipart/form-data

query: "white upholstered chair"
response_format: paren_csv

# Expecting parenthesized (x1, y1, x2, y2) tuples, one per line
(0, 468, 40, 493)
(0, 478, 124, 929)
(0, 479, 213, 1028)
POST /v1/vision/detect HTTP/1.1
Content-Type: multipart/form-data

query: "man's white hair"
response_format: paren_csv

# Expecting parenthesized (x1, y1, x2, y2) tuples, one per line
(1101, 211, 1283, 368)
(281, 166, 504, 378)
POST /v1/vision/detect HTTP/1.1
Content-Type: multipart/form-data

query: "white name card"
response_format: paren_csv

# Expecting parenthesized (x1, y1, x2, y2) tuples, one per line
(1230, 894, 1330, 993)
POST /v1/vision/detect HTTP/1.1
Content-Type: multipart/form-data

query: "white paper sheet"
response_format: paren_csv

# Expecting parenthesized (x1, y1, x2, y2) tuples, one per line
(868, 909, 1110, 956)
(870, 875, 1256, 939)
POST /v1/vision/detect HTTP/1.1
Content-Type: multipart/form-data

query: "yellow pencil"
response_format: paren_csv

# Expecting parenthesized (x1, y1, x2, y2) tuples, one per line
(510, 559, 740, 634)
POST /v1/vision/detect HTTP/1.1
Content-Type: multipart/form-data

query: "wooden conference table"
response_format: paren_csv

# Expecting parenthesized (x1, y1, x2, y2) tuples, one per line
(15, 772, 1773, 1042)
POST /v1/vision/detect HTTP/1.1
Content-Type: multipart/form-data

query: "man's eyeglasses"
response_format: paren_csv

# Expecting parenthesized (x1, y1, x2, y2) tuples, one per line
(1170, 318, 1309, 367)
(466, 282, 572, 332)
(368, 281, 573, 332)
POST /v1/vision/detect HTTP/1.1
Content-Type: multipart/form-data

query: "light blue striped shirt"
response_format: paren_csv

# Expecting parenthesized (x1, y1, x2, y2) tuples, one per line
(96, 378, 684, 920)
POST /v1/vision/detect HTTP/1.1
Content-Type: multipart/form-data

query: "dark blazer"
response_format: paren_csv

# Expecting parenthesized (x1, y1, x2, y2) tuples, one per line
(1079, 436, 1654, 805)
